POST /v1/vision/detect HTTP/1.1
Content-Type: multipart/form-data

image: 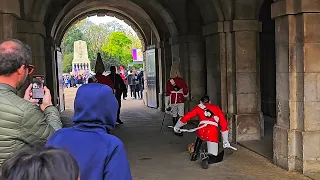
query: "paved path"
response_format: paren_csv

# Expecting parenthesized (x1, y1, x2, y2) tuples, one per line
(61, 88, 310, 180)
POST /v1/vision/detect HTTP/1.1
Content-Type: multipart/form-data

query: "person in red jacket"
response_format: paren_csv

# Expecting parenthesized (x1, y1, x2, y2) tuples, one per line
(165, 62, 188, 136)
(173, 95, 233, 169)
(88, 53, 114, 90)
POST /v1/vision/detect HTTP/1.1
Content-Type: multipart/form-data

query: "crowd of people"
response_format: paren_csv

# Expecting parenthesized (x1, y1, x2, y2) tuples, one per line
(63, 74, 89, 88)
(0, 39, 131, 180)
(0, 39, 233, 179)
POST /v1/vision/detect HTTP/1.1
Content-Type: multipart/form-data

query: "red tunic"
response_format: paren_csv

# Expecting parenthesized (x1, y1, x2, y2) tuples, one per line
(165, 77, 188, 104)
(180, 103, 228, 143)
(88, 73, 114, 89)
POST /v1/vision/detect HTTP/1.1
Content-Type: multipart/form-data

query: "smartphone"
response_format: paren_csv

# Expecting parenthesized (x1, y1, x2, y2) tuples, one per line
(32, 75, 45, 104)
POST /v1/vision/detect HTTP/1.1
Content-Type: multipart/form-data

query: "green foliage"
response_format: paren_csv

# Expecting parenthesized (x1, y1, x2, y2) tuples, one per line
(61, 18, 143, 71)
(101, 32, 132, 66)
(62, 53, 73, 73)
(61, 26, 84, 55)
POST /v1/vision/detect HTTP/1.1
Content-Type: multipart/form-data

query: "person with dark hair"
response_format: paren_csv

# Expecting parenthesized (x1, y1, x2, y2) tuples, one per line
(107, 66, 126, 124)
(0, 39, 62, 165)
(172, 95, 232, 169)
(0, 147, 80, 180)
(46, 83, 132, 180)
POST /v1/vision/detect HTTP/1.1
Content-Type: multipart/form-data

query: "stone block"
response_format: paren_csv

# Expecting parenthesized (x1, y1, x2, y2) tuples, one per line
(302, 131, 320, 174)
(2, 14, 17, 39)
(276, 99, 290, 128)
(235, 31, 257, 73)
(236, 114, 261, 141)
(236, 72, 257, 93)
(276, 72, 289, 100)
(304, 43, 320, 72)
(289, 72, 304, 101)
(301, 1, 320, 15)
(234, 0, 257, 19)
(289, 101, 304, 130)
(0, 0, 20, 17)
(276, 43, 289, 73)
(0, 14, 3, 40)
(288, 130, 303, 172)
(275, 16, 289, 44)
(232, 20, 260, 32)
(293, 43, 304, 73)
(237, 93, 258, 114)
(202, 22, 223, 36)
(304, 102, 320, 131)
(273, 125, 289, 170)
(304, 73, 318, 102)
(303, 13, 320, 43)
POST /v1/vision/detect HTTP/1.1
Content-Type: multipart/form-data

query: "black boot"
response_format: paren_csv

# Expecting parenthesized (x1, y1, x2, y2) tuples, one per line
(190, 137, 203, 161)
(200, 151, 209, 169)
(208, 150, 225, 164)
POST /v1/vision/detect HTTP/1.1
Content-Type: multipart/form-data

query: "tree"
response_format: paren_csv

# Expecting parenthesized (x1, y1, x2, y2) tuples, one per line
(61, 26, 84, 55)
(62, 53, 73, 73)
(101, 32, 132, 66)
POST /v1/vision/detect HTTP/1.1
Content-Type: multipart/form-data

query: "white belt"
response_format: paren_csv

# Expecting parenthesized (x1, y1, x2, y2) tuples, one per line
(170, 90, 183, 104)
(168, 120, 218, 133)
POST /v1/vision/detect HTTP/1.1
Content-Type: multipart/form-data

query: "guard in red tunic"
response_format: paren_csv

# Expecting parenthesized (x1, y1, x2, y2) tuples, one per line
(88, 53, 114, 90)
(165, 62, 189, 136)
(173, 95, 235, 169)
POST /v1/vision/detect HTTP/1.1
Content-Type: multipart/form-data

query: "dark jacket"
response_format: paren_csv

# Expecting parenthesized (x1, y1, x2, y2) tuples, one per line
(46, 84, 132, 180)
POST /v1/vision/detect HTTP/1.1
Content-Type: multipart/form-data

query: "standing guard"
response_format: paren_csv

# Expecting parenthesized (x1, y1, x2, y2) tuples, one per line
(172, 95, 236, 169)
(165, 62, 189, 136)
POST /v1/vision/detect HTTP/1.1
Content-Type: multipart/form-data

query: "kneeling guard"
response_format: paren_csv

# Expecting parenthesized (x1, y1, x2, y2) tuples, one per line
(171, 95, 237, 169)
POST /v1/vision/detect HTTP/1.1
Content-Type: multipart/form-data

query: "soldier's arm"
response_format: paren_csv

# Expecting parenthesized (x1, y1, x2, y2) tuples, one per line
(182, 80, 189, 97)
(215, 106, 228, 132)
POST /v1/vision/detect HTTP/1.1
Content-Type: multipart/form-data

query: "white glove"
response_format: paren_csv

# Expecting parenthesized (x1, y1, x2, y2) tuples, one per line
(223, 141, 231, 149)
(173, 127, 181, 133)
(221, 130, 230, 148)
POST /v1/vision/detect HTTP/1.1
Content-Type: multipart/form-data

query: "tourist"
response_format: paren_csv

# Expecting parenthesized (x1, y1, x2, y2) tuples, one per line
(0, 147, 80, 180)
(46, 83, 132, 180)
(0, 39, 62, 165)
(107, 66, 126, 124)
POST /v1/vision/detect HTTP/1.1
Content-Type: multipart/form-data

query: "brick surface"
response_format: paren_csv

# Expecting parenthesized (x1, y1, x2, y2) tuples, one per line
(61, 88, 310, 180)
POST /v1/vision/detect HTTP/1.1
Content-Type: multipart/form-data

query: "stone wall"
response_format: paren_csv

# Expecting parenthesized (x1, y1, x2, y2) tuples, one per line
(272, 0, 320, 175)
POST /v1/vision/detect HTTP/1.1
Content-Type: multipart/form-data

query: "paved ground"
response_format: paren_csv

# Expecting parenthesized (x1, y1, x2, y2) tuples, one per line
(61, 88, 310, 180)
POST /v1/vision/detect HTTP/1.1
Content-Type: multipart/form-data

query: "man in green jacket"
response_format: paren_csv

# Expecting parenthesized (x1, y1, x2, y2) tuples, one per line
(0, 39, 62, 165)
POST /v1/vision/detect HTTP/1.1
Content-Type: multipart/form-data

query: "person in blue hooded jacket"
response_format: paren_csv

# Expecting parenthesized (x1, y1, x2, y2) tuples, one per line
(46, 83, 132, 180)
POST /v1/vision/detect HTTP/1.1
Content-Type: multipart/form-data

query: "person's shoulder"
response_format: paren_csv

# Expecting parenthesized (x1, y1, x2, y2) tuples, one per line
(97, 132, 125, 149)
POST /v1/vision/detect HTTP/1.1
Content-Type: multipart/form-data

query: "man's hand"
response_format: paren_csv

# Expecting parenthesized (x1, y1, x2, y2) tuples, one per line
(40, 86, 53, 111)
(166, 107, 172, 112)
(173, 127, 181, 133)
(223, 141, 231, 149)
(24, 84, 39, 104)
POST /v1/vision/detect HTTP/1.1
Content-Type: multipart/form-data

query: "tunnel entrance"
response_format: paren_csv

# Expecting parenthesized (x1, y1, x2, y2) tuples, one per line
(240, 0, 276, 160)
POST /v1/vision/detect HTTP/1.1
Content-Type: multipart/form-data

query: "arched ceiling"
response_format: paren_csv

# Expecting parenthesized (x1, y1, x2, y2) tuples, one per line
(25, 0, 180, 46)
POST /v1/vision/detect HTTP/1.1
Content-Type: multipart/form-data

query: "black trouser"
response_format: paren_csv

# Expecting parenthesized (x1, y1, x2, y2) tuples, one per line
(115, 94, 122, 121)
(130, 85, 136, 98)
(192, 137, 224, 163)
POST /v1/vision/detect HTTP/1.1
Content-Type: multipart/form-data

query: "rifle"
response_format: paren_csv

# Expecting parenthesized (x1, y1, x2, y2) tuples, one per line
(160, 107, 172, 132)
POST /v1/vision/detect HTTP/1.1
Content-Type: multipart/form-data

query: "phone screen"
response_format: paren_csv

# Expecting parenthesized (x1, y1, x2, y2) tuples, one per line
(32, 76, 45, 99)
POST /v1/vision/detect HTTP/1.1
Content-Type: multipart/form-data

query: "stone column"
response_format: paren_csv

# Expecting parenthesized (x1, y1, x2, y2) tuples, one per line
(0, 0, 19, 40)
(170, 35, 206, 112)
(272, 0, 320, 175)
(225, 20, 263, 142)
(202, 22, 225, 107)
(44, 37, 58, 106)
(17, 20, 46, 97)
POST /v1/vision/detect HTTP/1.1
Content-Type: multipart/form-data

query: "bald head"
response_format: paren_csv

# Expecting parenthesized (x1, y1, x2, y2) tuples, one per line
(0, 39, 32, 76)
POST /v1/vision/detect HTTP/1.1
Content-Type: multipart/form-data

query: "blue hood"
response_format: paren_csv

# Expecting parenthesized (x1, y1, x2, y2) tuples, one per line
(73, 83, 118, 130)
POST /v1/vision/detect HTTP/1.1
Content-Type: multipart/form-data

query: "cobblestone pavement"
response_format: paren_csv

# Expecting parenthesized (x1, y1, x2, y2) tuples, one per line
(61, 88, 310, 180)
